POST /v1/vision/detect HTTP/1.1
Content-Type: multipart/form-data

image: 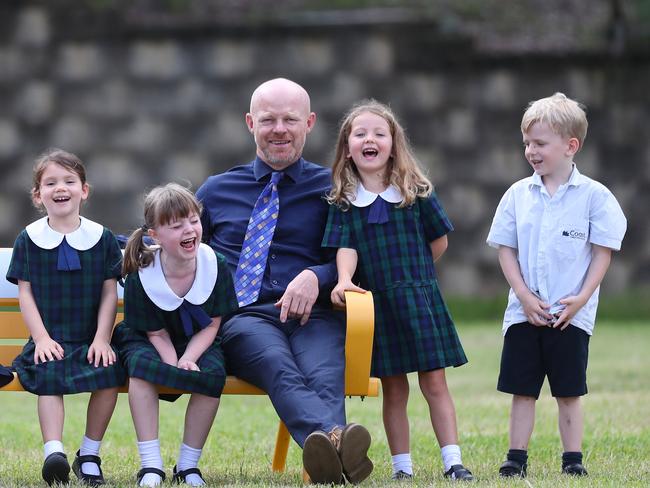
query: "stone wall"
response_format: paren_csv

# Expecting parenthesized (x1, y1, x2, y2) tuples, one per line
(1, 4, 648, 296)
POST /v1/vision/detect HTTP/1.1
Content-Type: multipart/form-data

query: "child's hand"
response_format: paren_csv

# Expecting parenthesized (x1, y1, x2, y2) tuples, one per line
(553, 295, 588, 330)
(331, 279, 366, 308)
(87, 340, 117, 367)
(177, 358, 200, 371)
(33, 337, 64, 364)
(519, 290, 553, 326)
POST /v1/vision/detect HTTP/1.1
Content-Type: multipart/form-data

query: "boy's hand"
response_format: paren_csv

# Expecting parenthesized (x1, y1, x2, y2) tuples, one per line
(177, 358, 200, 371)
(33, 337, 64, 364)
(331, 279, 366, 308)
(519, 290, 553, 326)
(87, 340, 116, 367)
(553, 295, 588, 330)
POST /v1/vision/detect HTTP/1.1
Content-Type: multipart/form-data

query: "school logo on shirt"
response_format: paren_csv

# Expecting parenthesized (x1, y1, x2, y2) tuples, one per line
(561, 229, 587, 240)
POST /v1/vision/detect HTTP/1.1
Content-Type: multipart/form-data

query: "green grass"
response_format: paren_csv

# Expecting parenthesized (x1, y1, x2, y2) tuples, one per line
(1, 321, 648, 487)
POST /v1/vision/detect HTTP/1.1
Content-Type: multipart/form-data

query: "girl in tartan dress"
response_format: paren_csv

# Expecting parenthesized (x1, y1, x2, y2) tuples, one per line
(7, 149, 125, 486)
(322, 101, 473, 481)
(113, 183, 237, 487)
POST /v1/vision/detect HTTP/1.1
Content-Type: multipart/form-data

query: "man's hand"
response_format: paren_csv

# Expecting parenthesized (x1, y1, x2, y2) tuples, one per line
(275, 269, 319, 325)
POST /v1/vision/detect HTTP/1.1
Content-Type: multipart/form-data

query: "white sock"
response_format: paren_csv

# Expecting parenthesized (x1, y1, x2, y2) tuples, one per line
(79, 435, 101, 476)
(177, 443, 204, 486)
(391, 453, 413, 475)
(137, 439, 163, 487)
(44, 440, 65, 459)
(441, 444, 462, 472)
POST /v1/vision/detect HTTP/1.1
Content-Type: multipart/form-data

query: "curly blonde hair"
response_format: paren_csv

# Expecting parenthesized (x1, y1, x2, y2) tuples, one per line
(327, 99, 431, 209)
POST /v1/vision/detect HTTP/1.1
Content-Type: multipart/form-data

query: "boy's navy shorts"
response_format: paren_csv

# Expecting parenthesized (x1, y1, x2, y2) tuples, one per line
(497, 322, 590, 399)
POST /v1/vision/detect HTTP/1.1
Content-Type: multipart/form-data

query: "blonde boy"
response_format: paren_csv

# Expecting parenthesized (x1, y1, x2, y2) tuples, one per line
(486, 93, 626, 477)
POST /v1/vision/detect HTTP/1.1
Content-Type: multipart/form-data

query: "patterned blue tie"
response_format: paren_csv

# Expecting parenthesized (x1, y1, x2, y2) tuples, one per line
(234, 171, 283, 306)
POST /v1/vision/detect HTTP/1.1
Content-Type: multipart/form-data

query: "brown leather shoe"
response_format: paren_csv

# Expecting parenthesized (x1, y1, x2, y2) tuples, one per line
(331, 423, 373, 484)
(303, 430, 344, 484)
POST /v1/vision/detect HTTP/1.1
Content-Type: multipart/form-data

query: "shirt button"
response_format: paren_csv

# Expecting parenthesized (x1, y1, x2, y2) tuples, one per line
(271, 254, 276, 259)
(272, 279, 279, 285)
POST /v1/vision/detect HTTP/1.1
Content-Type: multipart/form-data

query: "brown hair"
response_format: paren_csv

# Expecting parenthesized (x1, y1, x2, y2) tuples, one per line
(122, 183, 202, 276)
(31, 148, 88, 210)
(327, 99, 431, 209)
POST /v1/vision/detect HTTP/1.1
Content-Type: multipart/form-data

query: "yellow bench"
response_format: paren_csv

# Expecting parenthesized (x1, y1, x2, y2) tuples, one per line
(0, 247, 379, 472)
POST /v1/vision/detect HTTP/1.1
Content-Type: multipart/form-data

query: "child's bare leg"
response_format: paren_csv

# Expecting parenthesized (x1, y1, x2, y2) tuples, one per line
(182, 394, 220, 448)
(509, 395, 536, 449)
(128, 378, 159, 441)
(86, 387, 119, 440)
(129, 378, 163, 487)
(381, 374, 410, 454)
(76, 387, 119, 476)
(175, 394, 220, 486)
(418, 369, 457, 446)
(38, 395, 64, 442)
(556, 396, 583, 452)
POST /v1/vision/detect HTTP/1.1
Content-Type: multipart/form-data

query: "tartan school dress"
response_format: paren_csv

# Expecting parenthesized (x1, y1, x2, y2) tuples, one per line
(112, 243, 237, 401)
(322, 184, 468, 377)
(7, 216, 126, 395)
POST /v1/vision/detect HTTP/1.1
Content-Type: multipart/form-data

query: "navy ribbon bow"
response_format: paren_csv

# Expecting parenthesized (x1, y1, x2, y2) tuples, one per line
(367, 197, 390, 224)
(178, 301, 212, 338)
(57, 238, 81, 271)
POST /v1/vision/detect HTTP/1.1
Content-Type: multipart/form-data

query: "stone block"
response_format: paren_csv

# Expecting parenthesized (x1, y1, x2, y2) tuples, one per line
(444, 184, 488, 229)
(567, 69, 605, 109)
(205, 41, 254, 78)
(444, 109, 476, 148)
(129, 41, 185, 80)
(56, 43, 105, 82)
(0, 120, 21, 158)
(287, 39, 334, 75)
(480, 70, 518, 109)
(476, 147, 528, 184)
(354, 36, 393, 76)
(112, 118, 168, 154)
(437, 260, 481, 296)
(50, 116, 96, 154)
(0, 195, 20, 235)
(86, 153, 146, 192)
(399, 74, 445, 111)
(16, 82, 53, 125)
(0, 48, 26, 82)
(164, 153, 210, 188)
(13, 7, 50, 47)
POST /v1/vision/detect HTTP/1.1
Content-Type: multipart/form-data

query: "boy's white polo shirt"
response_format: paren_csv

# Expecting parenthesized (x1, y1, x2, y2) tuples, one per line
(487, 165, 626, 336)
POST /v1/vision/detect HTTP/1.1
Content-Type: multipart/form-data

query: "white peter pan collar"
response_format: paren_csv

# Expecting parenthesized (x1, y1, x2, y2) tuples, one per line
(350, 183, 403, 207)
(139, 243, 217, 311)
(26, 216, 104, 250)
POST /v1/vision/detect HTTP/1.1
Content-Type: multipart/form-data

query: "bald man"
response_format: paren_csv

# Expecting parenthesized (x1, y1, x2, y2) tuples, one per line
(197, 79, 373, 484)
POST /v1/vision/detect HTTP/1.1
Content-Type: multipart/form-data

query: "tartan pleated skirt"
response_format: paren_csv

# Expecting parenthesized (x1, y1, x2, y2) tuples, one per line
(13, 340, 126, 395)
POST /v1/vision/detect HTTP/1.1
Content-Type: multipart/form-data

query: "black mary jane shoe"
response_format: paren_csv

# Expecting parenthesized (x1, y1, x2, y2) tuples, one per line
(499, 459, 527, 478)
(72, 450, 105, 486)
(444, 464, 474, 481)
(172, 465, 205, 484)
(42, 452, 70, 486)
(136, 467, 166, 485)
(562, 462, 588, 476)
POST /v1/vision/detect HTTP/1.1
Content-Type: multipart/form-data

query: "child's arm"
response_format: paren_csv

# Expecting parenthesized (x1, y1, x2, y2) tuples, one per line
(147, 329, 178, 366)
(554, 244, 612, 330)
(331, 248, 366, 307)
(177, 319, 221, 371)
(87, 278, 118, 367)
(429, 235, 448, 262)
(17, 280, 64, 363)
(497, 246, 553, 326)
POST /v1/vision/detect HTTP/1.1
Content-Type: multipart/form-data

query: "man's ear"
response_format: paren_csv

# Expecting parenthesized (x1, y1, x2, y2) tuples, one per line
(245, 113, 254, 133)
